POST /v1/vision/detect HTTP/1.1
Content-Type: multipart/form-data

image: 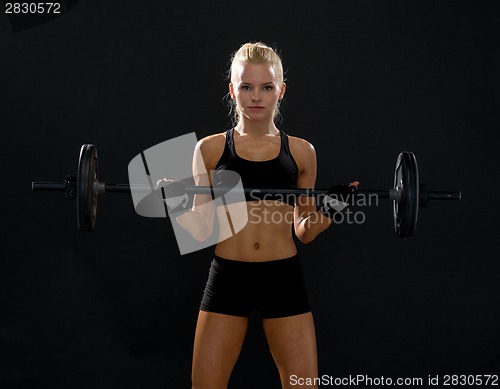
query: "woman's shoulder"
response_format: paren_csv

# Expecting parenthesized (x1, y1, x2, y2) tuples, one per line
(197, 131, 227, 152)
(286, 133, 316, 159)
(195, 131, 227, 169)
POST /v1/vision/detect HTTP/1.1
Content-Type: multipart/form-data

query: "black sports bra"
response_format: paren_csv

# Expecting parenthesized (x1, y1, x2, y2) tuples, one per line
(213, 128, 299, 206)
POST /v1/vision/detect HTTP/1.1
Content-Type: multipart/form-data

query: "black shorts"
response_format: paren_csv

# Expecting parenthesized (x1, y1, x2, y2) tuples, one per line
(200, 255, 311, 319)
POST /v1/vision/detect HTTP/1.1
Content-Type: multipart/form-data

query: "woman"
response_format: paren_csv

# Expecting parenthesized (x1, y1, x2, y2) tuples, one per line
(160, 42, 357, 389)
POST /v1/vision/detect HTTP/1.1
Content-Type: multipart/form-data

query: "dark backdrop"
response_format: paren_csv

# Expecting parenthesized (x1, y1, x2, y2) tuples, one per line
(1, 1, 499, 388)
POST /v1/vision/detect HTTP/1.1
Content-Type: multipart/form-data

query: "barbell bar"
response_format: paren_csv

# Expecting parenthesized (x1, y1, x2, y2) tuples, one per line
(31, 144, 461, 238)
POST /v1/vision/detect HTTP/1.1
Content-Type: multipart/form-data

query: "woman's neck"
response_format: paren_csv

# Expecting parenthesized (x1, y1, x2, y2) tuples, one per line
(234, 119, 279, 137)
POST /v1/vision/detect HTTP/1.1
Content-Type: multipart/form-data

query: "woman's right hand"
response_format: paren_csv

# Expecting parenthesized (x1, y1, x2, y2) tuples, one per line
(155, 178, 189, 214)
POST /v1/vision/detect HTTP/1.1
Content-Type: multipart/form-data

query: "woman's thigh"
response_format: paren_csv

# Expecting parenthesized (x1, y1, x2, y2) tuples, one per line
(263, 312, 318, 389)
(192, 310, 249, 389)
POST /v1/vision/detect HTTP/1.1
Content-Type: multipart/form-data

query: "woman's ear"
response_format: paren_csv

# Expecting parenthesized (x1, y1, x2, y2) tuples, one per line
(229, 83, 235, 100)
(279, 82, 287, 100)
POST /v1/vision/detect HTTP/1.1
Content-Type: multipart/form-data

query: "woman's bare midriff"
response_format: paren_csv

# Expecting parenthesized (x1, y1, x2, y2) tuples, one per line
(214, 200, 297, 262)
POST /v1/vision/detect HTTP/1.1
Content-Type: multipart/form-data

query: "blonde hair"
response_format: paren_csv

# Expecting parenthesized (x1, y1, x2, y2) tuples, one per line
(226, 42, 285, 125)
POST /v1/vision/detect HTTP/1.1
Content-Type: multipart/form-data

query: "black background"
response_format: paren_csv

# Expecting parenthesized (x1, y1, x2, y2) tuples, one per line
(1, 1, 499, 388)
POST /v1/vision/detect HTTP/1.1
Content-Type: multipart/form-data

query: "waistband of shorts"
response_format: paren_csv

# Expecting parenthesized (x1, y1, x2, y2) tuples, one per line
(212, 254, 300, 270)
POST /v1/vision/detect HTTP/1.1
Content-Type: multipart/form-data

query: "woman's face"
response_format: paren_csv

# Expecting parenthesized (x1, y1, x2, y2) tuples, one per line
(230, 62, 286, 122)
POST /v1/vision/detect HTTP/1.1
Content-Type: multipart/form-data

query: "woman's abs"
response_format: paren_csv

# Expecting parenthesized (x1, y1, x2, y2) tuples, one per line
(214, 201, 297, 262)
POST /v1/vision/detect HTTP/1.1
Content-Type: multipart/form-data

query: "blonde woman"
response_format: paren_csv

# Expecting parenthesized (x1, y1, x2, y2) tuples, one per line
(159, 42, 357, 389)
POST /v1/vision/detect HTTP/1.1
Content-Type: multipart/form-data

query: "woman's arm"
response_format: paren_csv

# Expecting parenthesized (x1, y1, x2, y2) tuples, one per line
(291, 138, 333, 244)
(176, 135, 224, 242)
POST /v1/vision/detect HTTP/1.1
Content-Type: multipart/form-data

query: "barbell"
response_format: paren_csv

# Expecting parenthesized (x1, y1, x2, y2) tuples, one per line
(31, 144, 461, 238)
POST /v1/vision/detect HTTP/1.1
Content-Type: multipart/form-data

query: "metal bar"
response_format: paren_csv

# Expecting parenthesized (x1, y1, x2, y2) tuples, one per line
(428, 191, 462, 201)
(32, 181, 461, 201)
(109, 185, 390, 197)
(105, 184, 134, 192)
(32, 182, 66, 191)
(34, 181, 390, 197)
(110, 185, 393, 197)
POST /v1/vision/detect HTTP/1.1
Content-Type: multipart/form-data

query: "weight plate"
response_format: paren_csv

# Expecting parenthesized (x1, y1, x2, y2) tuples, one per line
(77, 144, 98, 232)
(393, 151, 419, 239)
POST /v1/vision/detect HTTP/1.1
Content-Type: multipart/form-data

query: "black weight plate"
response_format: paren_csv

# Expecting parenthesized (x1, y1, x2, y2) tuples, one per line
(393, 151, 419, 239)
(77, 144, 98, 232)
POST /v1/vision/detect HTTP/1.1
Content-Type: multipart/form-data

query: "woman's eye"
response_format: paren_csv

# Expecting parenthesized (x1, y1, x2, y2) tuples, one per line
(264, 86, 274, 91)
(241, 85, 251, 91)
